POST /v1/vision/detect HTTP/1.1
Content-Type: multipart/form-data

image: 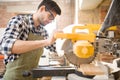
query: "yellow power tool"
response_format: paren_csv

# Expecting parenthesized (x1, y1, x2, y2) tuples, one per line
(54, 24, 116, 66)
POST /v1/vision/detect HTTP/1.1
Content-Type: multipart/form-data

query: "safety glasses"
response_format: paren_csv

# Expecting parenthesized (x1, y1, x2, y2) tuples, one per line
(46, 7, 55, 20)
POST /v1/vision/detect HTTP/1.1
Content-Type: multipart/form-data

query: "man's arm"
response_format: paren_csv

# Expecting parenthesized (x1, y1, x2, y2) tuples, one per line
(12, 35, 56, 54)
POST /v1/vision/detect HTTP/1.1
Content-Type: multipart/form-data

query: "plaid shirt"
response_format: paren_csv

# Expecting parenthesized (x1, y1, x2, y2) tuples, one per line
(0, 14, 56, 65)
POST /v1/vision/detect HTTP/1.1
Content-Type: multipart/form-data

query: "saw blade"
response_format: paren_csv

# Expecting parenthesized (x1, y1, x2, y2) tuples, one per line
(61, 39, 95, 66)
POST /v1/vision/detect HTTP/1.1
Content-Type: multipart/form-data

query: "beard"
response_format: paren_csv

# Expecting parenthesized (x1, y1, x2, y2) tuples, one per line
(38, 17, 45, 26)
(40, 22, 45, 26)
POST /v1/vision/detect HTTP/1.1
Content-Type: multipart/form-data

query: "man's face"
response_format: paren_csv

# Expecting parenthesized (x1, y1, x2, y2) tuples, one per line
(39, 6, 57, 26)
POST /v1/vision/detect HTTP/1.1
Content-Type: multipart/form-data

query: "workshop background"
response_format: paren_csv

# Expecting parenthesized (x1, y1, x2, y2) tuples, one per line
(1, 0, 119, 80)
(0, 0, 111, 29)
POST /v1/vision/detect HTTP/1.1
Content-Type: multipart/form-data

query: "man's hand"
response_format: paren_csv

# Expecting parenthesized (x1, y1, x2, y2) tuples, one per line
(46, 29, 63, 45)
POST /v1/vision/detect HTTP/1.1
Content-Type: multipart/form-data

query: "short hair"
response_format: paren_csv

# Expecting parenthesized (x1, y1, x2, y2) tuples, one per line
(38, 0, 61, 15)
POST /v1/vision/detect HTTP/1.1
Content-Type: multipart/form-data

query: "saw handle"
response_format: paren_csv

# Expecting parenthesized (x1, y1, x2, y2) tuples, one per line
(72, 26, 93, 34)
(54, 33, 95, 42)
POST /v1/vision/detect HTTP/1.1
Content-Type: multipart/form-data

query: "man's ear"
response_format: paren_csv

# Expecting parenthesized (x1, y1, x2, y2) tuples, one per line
(39, 5, 46, 12)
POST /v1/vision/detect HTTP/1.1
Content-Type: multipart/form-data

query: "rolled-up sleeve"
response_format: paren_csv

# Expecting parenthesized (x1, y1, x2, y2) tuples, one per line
(1, 38, 16, 54)
(1, 17, 23, 55)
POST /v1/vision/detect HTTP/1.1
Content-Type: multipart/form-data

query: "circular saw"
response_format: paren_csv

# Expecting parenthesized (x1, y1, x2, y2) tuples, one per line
(60, 39, 95, 66)
(55, 25, 96, 66)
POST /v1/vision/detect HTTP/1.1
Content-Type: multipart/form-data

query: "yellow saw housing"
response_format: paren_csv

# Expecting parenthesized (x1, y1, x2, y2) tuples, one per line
(55, 26, 95, 58)
(73, 40, 94, 58)
(54, 24, 117, 58)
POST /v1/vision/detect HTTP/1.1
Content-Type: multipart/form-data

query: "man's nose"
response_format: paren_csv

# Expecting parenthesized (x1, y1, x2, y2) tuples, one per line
(48, 20, 53, 23)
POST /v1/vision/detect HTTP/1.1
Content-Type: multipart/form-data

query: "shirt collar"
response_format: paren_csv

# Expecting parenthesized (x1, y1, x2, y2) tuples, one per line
(28, 14, 35, 31)
(28, 14, 46, 33)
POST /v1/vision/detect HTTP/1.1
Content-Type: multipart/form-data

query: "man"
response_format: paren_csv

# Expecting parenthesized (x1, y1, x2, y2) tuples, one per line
(0, 0, 61, 80)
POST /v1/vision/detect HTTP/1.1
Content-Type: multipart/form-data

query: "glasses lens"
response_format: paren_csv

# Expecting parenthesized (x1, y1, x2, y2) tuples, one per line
(49, 14, 54, 20)
(46, 7, 54, 20)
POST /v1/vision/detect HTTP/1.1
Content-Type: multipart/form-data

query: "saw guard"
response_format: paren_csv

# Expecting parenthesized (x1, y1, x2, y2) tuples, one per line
(61, 39, 95, 66)
(73, 41, 94, 58)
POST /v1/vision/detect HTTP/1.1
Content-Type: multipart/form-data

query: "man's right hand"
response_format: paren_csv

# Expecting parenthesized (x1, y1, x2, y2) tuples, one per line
(46, 29, 63, 45)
